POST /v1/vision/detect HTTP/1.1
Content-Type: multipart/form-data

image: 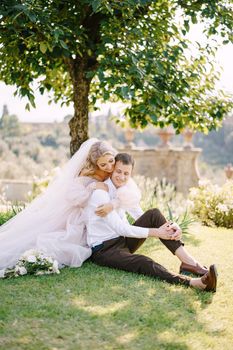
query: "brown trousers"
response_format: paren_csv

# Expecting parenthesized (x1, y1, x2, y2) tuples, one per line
(90, 208, 190, 286)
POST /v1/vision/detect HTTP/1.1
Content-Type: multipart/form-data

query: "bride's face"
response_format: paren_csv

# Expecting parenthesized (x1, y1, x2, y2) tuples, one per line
(96, 154, 115, 173)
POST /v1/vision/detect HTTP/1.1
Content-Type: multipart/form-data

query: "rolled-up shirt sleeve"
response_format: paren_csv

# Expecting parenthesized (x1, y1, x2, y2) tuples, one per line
(90, 190, 149, 238)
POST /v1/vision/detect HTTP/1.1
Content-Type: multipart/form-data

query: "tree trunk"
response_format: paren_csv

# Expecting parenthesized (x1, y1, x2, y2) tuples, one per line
(66, 12, 102, 156)
(67, 56, 91, 156)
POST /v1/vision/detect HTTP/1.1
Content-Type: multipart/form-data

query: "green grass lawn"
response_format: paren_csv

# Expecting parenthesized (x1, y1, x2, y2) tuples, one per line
(0, 225, 233, 350)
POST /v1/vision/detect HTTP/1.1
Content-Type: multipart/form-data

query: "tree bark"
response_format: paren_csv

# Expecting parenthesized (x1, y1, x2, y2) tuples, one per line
(66, 12, 102, 156)
(67, 56, 91, 156)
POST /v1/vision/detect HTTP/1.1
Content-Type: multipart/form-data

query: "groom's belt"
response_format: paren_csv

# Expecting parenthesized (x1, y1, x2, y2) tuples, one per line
(91, 237, 121, 253)
(91, 243, 104, 253)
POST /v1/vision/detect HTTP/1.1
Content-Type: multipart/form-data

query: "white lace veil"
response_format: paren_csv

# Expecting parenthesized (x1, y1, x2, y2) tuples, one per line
(0, 138, 99, 269)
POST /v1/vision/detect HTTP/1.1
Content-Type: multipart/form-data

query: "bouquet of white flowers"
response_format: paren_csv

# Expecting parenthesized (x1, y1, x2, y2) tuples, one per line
(0, 249, 60, 278)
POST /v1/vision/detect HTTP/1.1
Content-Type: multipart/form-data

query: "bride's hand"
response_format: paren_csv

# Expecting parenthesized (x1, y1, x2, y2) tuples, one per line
(95, 182, 109, 192)
(95, 203, 113, 217)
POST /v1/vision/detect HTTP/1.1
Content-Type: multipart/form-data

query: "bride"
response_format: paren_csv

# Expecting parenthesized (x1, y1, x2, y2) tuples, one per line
(0, 138, 140, 272)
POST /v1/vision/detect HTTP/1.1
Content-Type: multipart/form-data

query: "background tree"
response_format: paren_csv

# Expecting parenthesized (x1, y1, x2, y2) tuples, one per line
(0, 104, 21, 137)
(0, 0, 232, 155)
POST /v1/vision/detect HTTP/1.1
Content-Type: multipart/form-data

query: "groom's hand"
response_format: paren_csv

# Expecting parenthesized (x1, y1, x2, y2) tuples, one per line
(148, 222, 180, 240)
(168, 222, 182, 240)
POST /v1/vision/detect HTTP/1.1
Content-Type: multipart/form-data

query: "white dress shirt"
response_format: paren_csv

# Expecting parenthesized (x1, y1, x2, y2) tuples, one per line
(84, 180, 148, 248)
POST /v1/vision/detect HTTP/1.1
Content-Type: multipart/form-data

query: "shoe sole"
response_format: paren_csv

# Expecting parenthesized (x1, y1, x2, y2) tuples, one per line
(180, 270, 205, 277)
(206, 264, 217, 292)
(180, 265, 218, 278)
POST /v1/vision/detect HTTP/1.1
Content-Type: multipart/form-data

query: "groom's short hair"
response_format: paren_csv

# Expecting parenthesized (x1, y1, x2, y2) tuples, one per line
(115, 153, 135, 168)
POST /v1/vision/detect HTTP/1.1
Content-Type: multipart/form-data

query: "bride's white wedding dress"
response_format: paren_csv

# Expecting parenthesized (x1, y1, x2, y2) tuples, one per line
(0, 138, 141, 273)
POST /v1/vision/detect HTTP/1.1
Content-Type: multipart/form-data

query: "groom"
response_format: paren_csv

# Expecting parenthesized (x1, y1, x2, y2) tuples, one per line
(84, 153, 217, 292)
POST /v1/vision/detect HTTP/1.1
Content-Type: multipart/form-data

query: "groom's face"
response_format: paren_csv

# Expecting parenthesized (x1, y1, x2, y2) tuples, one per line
(111, 161, 133, 188)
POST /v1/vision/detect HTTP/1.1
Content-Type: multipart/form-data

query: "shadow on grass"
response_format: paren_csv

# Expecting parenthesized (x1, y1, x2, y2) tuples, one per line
(0, 261, 218, 350)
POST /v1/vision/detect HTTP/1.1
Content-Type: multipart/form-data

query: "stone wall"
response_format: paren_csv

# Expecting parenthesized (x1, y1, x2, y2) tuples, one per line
(0, 179, 32, 202)
(121, 146, 201, 194)
(0, 146, 201, 202)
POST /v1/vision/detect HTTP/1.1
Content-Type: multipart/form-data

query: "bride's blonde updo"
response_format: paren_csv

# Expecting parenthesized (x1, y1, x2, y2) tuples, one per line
(80, 141, 116, 176)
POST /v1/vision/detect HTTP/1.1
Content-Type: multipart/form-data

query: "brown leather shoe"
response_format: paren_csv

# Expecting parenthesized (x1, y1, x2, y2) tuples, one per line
(180, 262, 208, 276)
(201, 265, 218, 292)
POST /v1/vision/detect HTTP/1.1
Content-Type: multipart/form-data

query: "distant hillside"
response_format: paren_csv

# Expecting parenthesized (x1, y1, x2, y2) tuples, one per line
(0, 104, 232, 181)
(194, 115, 233, 165)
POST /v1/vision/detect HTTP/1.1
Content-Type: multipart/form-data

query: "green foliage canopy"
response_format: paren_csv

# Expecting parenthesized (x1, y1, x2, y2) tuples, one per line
(0, 0, 233, 152)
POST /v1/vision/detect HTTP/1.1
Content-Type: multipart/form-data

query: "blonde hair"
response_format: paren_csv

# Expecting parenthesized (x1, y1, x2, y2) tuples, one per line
(80, 141, 116, 176)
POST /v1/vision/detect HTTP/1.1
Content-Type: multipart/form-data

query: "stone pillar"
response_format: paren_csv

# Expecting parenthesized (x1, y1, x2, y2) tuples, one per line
(120, 147, 201, 194)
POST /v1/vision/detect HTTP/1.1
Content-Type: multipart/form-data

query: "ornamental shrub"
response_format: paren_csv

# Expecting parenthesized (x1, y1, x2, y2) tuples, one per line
(188, 180, 233, 228)
(134, 175, 194, 233)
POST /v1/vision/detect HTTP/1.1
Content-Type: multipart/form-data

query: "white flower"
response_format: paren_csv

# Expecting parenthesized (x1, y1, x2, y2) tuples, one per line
(0, 269, 5, 278)
(189, 188, 199, 197)
(52, 260, 60, 274)
(27, 255, 37, 263)
(20, 266, 27, 275)
(15, 266, 27, 275)
(198, 179, 210, 187)
(47, 257, 54, 264)
(216, 203, 229, 213)
(21, 249, 38, 260)
(39, 253, 46, 260)
(212, 184, 221, 194)
(3, 250, 60, 278)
